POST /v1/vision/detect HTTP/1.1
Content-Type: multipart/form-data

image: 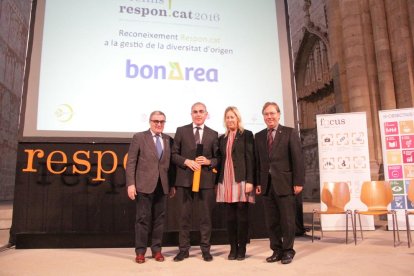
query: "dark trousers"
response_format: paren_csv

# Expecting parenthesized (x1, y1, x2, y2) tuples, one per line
(135, 182, 166, 255)
(226, 202, 249, 247)
(295, 192, 306, 234)
(176, 187, 215, 252)
(263, 181, 296, 254)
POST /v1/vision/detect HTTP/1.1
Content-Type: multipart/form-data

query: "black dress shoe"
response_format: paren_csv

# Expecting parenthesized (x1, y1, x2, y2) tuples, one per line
(295, 231, 306, 237)
(228, 248, 237, 260)
(202, 251, 213, 262)
(173, 250, 189, 262)
(281, 253, 294, 264)
(266, 251, 283, 263)
(236, 246, 246, 261)
(6, 242, 15, 249)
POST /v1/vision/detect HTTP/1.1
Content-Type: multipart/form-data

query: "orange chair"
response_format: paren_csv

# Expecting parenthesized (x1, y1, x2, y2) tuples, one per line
(354, 181, 400, 247)
(405, 180, 414, 247)
(312, 182, 354, 244)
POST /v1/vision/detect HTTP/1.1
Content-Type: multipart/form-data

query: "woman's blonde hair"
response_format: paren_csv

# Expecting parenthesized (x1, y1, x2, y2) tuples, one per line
(223, 106, 244, 136)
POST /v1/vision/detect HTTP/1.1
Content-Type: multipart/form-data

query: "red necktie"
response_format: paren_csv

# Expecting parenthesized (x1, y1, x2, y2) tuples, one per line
(267, 129, 274, 153)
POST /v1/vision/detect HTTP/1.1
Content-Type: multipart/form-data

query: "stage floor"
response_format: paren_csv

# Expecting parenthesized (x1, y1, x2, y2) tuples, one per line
(0, 227, 413, 276)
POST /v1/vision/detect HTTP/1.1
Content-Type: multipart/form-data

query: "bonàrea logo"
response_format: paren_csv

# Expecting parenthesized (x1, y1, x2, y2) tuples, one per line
(126, 59, 218, 82)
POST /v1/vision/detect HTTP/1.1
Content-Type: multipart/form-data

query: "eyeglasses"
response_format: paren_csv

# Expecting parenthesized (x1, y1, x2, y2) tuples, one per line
(192, 110, 206, 114)
(263, 112, 279, 116)
(151, 120, 166, 124)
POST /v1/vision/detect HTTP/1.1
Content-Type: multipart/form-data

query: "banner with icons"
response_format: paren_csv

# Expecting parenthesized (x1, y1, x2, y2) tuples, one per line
(379, 108, 414, 230)
(316, 112, 374, 230)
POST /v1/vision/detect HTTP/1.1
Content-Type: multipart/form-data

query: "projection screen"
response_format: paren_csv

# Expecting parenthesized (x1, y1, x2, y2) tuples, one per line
(22, 0, 296, 139)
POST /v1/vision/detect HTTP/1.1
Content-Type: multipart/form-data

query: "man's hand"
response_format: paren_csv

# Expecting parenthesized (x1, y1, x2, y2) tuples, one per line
(127, 185, 137, 200)
(195, 156, 211, 166)
(255, 185, 262, 195)
(184, 159, 201, 171)
(294, 185, 303, 195)
(169, 187, 176, 198)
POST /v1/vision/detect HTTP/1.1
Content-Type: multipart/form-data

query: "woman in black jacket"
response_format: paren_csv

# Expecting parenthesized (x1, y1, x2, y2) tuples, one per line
(216, 106, 255, 260)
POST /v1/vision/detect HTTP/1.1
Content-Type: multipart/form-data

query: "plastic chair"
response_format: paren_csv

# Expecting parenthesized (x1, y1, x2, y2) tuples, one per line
(312, 182, 354, 244)
(405, 180, 414, 248)
(354, 181, 400, 247)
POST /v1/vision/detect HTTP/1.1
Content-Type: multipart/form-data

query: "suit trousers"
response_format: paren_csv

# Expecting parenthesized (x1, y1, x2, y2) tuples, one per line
(262, 177, 296, 254)
(135, 181, 166, 255)
(295, 192, 306, 234)
(176, 187, 215, 253)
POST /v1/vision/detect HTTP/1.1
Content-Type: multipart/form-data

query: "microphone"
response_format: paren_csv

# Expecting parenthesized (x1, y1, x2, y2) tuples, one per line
(195, 143, 204, 157)
(192, 144, 203, 192)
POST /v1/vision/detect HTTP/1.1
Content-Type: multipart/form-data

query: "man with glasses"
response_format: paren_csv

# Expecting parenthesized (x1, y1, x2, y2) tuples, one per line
(126, 111, 175, 264)
(172, 102, 219, 262)
(254, 102, 304, 265)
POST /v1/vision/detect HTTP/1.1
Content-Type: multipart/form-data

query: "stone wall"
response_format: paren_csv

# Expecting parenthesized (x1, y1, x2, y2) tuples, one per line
(288, 0, 328, 62)
(288, 0, 414, 200)
(288, 0, 330, 201)
(301, 128, 319, 201)
(0, 0, 31, 200)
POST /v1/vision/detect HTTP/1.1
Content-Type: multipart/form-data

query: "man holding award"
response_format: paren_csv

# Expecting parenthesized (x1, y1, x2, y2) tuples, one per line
(172, 102, 219, 262)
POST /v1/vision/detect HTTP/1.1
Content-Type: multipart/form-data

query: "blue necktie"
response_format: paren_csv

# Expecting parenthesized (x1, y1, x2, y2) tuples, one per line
(155, 135, 163, 159)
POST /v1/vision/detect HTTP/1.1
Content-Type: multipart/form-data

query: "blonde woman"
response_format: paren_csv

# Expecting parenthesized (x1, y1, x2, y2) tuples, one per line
(216, 106, 255, 260)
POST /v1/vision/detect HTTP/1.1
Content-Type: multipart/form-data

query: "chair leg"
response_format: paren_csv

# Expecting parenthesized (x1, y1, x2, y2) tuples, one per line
(320, 213, 324, 240)
(406, 211, 411, 248)
(350, 211, 355, 243)
(358, 213, 363, 239)
(390, 211, 400, 247)
(355, 211, 364, 244)
(405, 210, 412, 248)
(312, 210, 315, 243)
(347, 210, 355, 245)
(391, 211, 397, 247)
(345, 211, 349, 244)
(354, 211, 357, 245)
(395, 212, 400, 243)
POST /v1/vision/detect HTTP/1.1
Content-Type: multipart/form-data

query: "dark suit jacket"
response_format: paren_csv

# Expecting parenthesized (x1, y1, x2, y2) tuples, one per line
(172, 123, 219, 189)
(126, 130, 174, 195)
(217, 129, 255, 185)
(255, 124, 304, 196)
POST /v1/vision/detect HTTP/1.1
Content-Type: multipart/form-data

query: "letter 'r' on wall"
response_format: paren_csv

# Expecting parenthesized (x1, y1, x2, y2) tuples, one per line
(22, 149, 45, 172)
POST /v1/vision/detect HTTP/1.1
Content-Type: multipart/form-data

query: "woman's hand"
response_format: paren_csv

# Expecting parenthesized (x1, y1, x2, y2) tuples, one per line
(245, 183, 253, 193)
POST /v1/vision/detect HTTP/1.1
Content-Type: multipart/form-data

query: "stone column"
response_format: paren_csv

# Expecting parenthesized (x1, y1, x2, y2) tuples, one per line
(369, 0, 396, 109)
(385, 0, 414, 107)
(399, 0, 414, 107)
(360, 0, 383, 167)
(326, 0, 349, 113)
(339, 0, 378, 178)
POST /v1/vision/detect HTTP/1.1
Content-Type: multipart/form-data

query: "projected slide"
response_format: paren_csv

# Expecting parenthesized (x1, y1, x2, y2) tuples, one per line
(26, 0, 288, 137)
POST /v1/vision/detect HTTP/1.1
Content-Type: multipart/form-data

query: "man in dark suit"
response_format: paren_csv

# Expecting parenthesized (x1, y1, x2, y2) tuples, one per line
(126, 111, 175, 264)
(255, 102, 305, 265)
(172, 102, 219, 262)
